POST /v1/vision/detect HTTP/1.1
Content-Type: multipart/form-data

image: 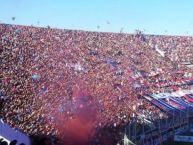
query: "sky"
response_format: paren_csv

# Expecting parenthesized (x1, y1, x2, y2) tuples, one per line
(0, 0, 193, 36)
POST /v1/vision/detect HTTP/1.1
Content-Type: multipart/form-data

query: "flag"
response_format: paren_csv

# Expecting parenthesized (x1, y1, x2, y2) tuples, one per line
(187, 80, 193, 86)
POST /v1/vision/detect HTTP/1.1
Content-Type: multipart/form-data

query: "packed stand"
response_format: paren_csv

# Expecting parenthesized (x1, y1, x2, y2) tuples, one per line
(0, 23, 193, 144)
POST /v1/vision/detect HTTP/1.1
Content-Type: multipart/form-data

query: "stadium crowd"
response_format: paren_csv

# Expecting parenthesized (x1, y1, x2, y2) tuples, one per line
(0, 23, 193, 144)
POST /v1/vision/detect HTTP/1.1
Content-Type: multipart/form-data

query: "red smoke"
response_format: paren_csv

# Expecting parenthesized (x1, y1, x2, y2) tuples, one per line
(52, 81, 97, 145)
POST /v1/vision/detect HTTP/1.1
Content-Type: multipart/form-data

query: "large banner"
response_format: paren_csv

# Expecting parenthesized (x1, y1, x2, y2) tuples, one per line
(0, 119, 31, 145)
(174, 135, 193, 142)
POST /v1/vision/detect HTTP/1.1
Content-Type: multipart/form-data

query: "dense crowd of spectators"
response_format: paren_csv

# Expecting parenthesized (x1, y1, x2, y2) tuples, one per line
(0, 23, 193, 144)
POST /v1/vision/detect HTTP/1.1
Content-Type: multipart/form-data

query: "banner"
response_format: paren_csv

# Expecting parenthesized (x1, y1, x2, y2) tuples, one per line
(174, 135, 193, 142)
(0, 119, 31, 145)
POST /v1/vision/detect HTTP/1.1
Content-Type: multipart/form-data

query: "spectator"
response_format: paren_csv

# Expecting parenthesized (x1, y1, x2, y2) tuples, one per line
(9, 140, 17, 145)
(0, 141, 8, 145)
